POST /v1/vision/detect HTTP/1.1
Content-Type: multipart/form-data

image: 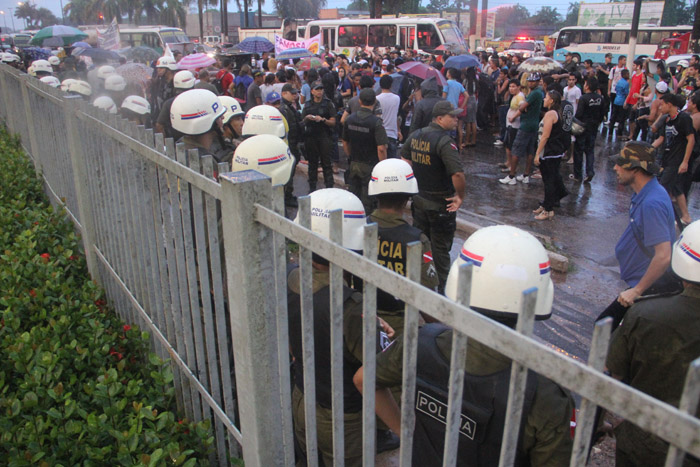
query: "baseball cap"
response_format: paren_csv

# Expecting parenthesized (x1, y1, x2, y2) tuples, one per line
(656, 81, 669, 93)
(282, 83, 298, 94)
(266, 91, 281, 103)
(527, 72, 541, 82)
(381, 59, 390, 66)
(605, 53, 613, 58)
(613, 141, 659, 175)
(432, 100, 462, 118)
(311, 80, 324, 90)
(253, 70, 263, 77)
(359, 88, 376, 105)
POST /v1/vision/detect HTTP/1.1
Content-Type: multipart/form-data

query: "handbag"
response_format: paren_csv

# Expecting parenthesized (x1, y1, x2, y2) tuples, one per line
(457, 93, 467, 118)
(570, 117, 585, 136)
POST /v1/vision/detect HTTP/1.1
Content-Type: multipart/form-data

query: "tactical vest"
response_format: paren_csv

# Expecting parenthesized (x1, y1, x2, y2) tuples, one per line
(375, 222, 424, 312)
(287, 281, 365, 413)
(345, 110, 382, 164)
(407, 126, 455, 197)
(413, 324, 537, 467)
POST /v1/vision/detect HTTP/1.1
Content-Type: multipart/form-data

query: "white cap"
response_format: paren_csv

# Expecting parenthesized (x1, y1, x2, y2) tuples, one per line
(678, 59, 690, 68)
(381, 59, 390, 66)
(656, 81, 669, 93)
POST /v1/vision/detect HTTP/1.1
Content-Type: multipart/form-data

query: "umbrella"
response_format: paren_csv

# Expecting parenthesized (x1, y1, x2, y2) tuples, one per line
(30, 25, 87, 47)
(235, 36, 274, 54)
(22, 47, 51, 61)
(444, 54, 481, 70)
(398, 61, 447, 86)
(116, 62, 153, 85)
(518, 57, 563, 74)
(177, 53, 216, 70)
(72, 47, 122, 61)
(276, 47, 312, 60)
(297, 56, 324, 71)
(71, 41, 91, 48)
(121, 46, 160, 63)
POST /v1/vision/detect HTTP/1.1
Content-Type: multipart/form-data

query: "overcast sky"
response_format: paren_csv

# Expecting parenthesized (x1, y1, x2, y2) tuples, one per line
(0, 0, 643, 30)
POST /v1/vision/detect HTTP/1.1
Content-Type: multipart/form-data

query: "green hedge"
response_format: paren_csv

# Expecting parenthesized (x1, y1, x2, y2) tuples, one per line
(0, 128, 216, 466)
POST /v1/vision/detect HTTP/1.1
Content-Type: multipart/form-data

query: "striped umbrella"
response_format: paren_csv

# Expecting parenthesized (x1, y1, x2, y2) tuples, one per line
(235, 36, 274, 54)
(177, 53, 217, 70)
(30, 25, 87, 47)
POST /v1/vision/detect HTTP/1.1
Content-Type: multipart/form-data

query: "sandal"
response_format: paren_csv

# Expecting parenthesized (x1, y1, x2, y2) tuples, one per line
(532, 206, 544, 215)
(534, 210, 554, 221)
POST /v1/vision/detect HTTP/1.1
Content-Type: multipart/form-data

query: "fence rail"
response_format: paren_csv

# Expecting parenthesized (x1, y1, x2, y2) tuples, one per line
(1, 62, 699, 467)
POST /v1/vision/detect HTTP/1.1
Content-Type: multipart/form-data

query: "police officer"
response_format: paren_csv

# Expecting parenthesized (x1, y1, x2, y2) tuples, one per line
(156, 70, 196, 141)
(343, 88, 389, 214)
(401, 100, 466, 294)
(354, 225, 575, 466)
(301, 80, 337, 192)
(280, 82, 303, 207)
(170, 89, 226, 160)
(218, 96, 245, 150)
(287, 188, 393, 467)
(606, 220, 700, 467)
(367, 158, 438, 334)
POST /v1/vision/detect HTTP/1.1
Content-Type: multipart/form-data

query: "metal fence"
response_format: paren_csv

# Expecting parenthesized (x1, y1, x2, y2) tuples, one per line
(1, 63, 700, 467)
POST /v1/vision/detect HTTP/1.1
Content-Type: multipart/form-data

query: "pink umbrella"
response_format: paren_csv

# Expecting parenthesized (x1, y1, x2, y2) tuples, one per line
(177, 53, 217, 71)
(398, 61, 447, 86)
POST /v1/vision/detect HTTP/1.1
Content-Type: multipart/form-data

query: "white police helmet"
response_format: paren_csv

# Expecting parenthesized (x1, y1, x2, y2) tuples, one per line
(219, 96, 245, 124)
(295, 188, 367, 251)
(173, 70, 195, 89)
(368, 158, 418, 196)
(445, 225, 554, 320)
(121, 95, 151, 115)
(48, 55, 61, 66)
(96, 65, 116, 80)
(104, 74, 127, 91)
(672, 220, 700, 283)
(242, 104, 287, 139)
(170, 89, 225, 135)
(60, 78, 77, 92)
(156, 56, 178, 71)
(232, 134, 295, 185)
(32, 60, 53, 74)
(93, 96, 118, 114)
(67, 80, 92, 96)
(40, 76, 61, 87)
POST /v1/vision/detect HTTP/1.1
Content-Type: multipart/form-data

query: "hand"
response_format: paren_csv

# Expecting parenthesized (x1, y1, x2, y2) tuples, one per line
(507, 116, 514, 123)
(445, 193, 463, 212)
(679, 162, 688, 174)
(398, 130, 402, 140)
(618, 288, 640, 307)
(378, 318, 395, 340)
(534, 154, 540, 166)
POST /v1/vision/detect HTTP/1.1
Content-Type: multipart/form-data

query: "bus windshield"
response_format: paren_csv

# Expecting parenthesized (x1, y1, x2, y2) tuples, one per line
(160, 30, 190, 44)
(437, 20, 466, 48)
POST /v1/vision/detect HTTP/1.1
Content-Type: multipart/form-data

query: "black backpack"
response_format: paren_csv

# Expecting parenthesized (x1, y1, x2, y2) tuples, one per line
(211, 71, 229, 95)
(234, 79, 247, 103)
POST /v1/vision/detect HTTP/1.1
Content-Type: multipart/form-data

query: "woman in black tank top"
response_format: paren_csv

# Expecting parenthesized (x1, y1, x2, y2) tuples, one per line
(533, 90, 571, 220)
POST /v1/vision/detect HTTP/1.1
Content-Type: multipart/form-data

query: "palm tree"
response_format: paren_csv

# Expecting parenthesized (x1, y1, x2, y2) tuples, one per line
(160, 0, 186, 27)
(134, 0, 161, 24)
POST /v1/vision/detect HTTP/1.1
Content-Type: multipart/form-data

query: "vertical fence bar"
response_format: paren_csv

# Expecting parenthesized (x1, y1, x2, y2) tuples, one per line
(328, 209, 345, 467)
(442, 264, 473, 467)
(664, 358, 700, 467)
(362, 222, 378, 467)
(271, 184, 295, 467)
(399, 241, 423, 467)
(498, 288, 538, 467)
(297, 195, 319, 467)
(219, 170, 285, 466)
(18, 76, 40, 167)
(569, 318, 612, 466)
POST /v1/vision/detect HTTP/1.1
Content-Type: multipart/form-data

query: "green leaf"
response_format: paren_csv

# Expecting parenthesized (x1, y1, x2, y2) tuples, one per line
(148, 448, 164, 467)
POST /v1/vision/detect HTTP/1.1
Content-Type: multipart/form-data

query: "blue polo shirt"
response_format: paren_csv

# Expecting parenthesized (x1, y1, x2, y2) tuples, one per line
(615, 177, 676, 286)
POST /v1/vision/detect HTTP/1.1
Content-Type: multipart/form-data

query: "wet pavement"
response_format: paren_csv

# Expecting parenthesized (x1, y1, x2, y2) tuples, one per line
(289, 126, 700, 363)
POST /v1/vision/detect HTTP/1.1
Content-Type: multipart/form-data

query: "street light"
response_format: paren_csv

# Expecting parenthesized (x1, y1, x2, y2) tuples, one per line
(17, 2, 26, 30)
(7, 7, 16, 32)
(0, 11, 7, 33)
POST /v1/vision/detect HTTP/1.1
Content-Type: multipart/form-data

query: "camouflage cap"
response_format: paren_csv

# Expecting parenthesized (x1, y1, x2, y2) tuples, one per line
(613, 141, 659, 175)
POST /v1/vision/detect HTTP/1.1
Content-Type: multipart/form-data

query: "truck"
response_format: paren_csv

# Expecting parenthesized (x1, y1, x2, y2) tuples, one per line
(655, 32, 691, 60)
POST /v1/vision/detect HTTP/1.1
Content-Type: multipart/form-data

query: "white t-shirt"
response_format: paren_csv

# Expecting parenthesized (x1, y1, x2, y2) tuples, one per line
(506, 92, 525, 129)
(376, 91, 400, 139)
(563, 85, 582, 114)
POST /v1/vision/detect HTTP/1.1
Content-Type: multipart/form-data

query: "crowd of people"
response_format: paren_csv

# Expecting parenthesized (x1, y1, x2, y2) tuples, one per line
(2, 42, 700, 466)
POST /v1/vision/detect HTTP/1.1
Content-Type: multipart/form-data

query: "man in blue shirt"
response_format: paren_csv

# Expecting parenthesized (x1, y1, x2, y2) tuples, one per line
(612, 69, 630, 138)
(597, 141, 680, 329)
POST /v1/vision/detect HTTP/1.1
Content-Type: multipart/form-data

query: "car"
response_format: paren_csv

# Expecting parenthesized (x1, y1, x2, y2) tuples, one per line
(505, 37, 546, 59)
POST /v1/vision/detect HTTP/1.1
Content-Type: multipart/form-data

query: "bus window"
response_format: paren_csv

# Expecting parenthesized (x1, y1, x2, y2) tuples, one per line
(649, 31, 664, 45)
(400, 26, 415, 49)
(160, 29, 189, 44)
(417, 23, 439, 50)
(322, 27, 336, 51)
(369, 25, 397, 47)
(581, 31, 605, 43)
(309, 25, 319, 38)
(297, 27, 306, 40)
(638, 31, 651, 44)
(557, 30, 580, 48)
(338, 25, 367, 47)
(610, 31, 629, 44)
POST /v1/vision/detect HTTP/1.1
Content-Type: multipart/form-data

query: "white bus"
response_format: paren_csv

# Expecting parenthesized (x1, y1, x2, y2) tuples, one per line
(553, 25, 691, 63)
(119, 26, 194, 55)
(299, 17, 467, 58)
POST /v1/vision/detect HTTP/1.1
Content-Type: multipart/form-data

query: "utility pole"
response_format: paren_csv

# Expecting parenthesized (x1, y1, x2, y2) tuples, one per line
(257, 0, 261, 27)
(692, 0, 700, 53)
(481, 0, 488, 44)
(628, 0, 642, 60)
(469, 0, 477, 50)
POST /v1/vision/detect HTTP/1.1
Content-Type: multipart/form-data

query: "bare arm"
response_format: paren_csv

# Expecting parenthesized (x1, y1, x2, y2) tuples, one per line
(446, 172, 466, 212)
(340, 109, 350, 124)
(342, 140, 351, 157)
(377, 144, 387, 161)
(618, 241, 672, 306)
(353, 367, 402, 435)
(535, 110, 556, 164)
(680, 132, 695, 173)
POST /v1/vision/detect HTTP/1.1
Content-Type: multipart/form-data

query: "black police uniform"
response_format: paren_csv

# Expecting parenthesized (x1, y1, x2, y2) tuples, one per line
(280, 97, 302, 201)
(401, 122, 463, 293)
(343, 107, 388, 213)
(301, 96, 336, 190)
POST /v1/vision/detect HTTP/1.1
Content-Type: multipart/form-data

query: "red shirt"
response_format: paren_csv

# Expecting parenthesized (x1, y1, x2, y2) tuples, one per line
(216, 69, 234, 96)
(625, 71, 644, 106)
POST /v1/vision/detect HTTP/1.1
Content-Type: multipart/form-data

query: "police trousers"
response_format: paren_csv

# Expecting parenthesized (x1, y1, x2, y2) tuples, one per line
(412, 195, 456, 294)
(292, 386, 363, 467)
(347, 161, 376, 215)
(305, 134, 334, 188)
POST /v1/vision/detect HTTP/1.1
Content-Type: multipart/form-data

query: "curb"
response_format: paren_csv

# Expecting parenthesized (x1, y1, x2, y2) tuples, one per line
(294, 163, 570, 273)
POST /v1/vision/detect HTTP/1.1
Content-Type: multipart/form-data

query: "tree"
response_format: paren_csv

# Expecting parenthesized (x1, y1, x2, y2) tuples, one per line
(529, 6, 561, 26)
(346, 0, 368, 10)
(564, 1, 580, 26)
(272, 0, 327, 20)
(494, 5, 530, 38)
(662, 0, 694, 26)
(35, 8, 59, 27)
(425, 0, 449, 13)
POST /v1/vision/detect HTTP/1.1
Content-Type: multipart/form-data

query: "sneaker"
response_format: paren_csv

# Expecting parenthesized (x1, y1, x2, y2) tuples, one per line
(376, 429, 400, 454)
(515, 174, 529, 184)
(499, 175, 516, 185)
(493, 140, 504, 147)
(530, 172, 542, 179)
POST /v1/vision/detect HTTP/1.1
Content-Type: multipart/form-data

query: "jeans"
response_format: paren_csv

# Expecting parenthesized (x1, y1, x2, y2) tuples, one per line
(540, 157, 568, 211)
(498, 104, 508, 141)
(412, 195, 457, 294)
(573, 130, 596, 179)
(387, 137, 398, 159)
